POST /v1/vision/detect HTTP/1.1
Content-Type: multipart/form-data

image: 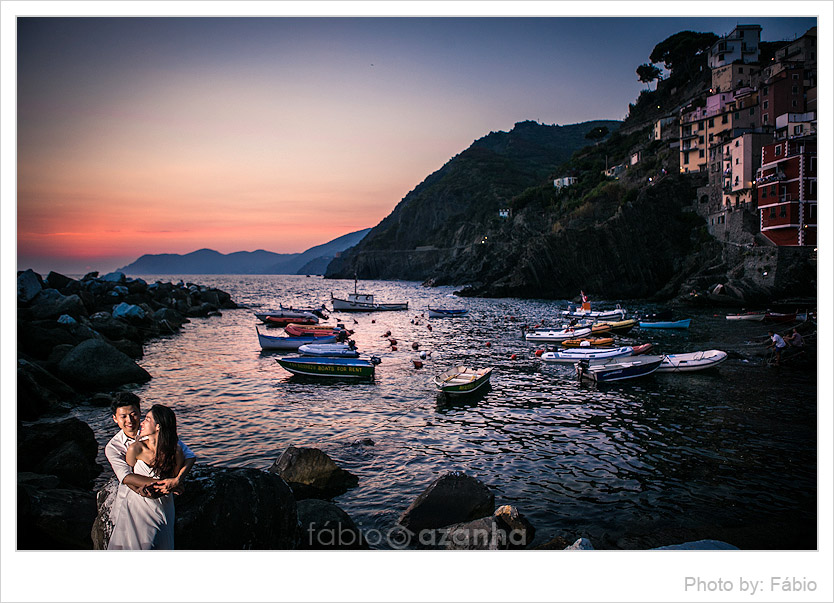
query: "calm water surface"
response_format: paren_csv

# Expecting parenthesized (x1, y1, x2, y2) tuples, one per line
(74, 275, 817, 549)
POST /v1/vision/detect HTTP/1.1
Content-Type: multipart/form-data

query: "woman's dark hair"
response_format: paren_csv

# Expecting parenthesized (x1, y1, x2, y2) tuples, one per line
(149, 404, 178, 478)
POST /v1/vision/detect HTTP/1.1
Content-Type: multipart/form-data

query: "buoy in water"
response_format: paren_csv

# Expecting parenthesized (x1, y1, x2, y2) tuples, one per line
(510, 354, 517, 360)
(389, 338, 397, 345)
(411, 342, 419, 350)
(412, 359, 423, 369)
(419, 351, 427, 360)
(486, 342, 491, 347)
(535, 349, 543, 357)
(427, 324, 432, 331)
(391, 345, 398, 351)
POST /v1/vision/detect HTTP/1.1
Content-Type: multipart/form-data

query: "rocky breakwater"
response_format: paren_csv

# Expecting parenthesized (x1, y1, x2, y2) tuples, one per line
(16, 268, 238, 549)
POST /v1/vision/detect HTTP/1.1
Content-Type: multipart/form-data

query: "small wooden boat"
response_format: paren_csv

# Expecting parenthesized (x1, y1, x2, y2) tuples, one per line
(525, 327, 592, 343)
(331, 277, 408, 312)
(725, 311, 766, 321)
(434, 366, 493, 395)
(428, 307, 469, 318)
(591, 319, 638, 335)
(639, 318, 691, 329)
(276, 355, 380, 378)
(256, 327, 337, 351)
(630, 343, 655, 355)
(284, 323, 349, 337)
(297, 342, 360, 358)
(561, 337, 615, 348)
(576, 355, 663, 382)
(262, 312, 319, 327)
(540, 346, 634, 364)
(656, 350, 728, 373)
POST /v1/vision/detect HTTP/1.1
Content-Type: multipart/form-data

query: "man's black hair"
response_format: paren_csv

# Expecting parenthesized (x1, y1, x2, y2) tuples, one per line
(110, 392, 141, 415)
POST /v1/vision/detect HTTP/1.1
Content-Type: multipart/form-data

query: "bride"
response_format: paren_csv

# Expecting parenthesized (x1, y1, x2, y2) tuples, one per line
(108, 404, 184, 550)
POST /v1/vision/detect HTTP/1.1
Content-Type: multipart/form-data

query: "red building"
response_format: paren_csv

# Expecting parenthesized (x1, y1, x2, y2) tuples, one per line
(759, 65, 808, 129)
(756, 138, 816, 246)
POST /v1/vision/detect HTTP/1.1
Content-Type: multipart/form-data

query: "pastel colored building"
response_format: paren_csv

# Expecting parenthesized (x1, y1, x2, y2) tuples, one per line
(708, 25, 762, 69)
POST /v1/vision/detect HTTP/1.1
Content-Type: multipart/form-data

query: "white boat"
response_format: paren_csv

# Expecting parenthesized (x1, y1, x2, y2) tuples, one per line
(256, 327, 337, 351)
(576, 355, 663, 382)
(540, 346, 634, 364)
(331, 277, 407, 312)
(297, 342, 360, 358)
(428, 307, 469, 318)
(254, 310, 320, 325)
(433, 366, 493, 395)
(560, 306, 626, 321)
(656, 350, 728, 373)
(725, 311, 766, 321)
(525, 327, 592, 343)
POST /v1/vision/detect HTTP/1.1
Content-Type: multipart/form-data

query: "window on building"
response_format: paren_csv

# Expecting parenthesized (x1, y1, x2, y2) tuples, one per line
(763, 114, 769, 124)
(810, 157, 816, 173)
(779, 206, 787, 218)
(792, 73, 799, 80)
(739, 67, 744, 74)
(769, 207, 776, 218)
(774, 145, 781, 156)
(809, 180, 817, 198)
(699, 121, 704, 130)
(709, 134, 714, 142)
(763, 86, 769, 95)
(792, 100, 798, 108)
(794, 125, 802, 135)
(749, 107, 755, 116)
(761, 187, 767, 198)
(763, 100, 769, 109)
(792, 85, 799, 94)
(809, 204, 817, 222)
(770, 184, 777, 195)
(722, 114, 728, 124)
(735, 140, 739, 147)
(699, 149, 705, 158)
(699, 136, 704, 144)
(734, 111, 740, 119)
(708, 118, 714, 128)
(683, 151, 690, 164)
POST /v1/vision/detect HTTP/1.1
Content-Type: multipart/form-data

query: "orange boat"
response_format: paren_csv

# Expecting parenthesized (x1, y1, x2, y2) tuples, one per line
(285, 323, 351, 337)
(561, 337, 615, 348)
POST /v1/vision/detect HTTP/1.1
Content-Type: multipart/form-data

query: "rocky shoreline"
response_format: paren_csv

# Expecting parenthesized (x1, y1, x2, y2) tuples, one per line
(17, 268, 739, 551)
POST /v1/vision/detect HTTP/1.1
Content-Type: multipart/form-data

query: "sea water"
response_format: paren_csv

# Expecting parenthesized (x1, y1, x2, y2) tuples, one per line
(72, 275, 817, 549)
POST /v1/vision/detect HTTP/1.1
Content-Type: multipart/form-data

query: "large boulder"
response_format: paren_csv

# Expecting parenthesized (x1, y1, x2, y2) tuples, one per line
(398, 472, 495, 536)
(268, 446, 359, 500)
(58, 339, 151, 389)
(88, 312, 138, 341)
(29, 289, 87, 320)
(17, 418, 102, 488)
(45, 271, 76, 291)
(442, 516, 504, 550)
(93, 467, 300, 549)
(494, 504, 536, 549)
(112, 302, 146, 323)
(18, 473, 97, 549)
(17, 359, 77, 420)
(17, 320, 78, 360)
(296, 499, 367, 550)
(17, 269, 43, 303)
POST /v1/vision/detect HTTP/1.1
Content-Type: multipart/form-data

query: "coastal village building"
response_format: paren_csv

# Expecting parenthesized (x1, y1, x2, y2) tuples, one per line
(707, 25, 762, 69)
(553, 176, 577, 189)
(722, 131, 772, 210)
(756, 137, 816, 246)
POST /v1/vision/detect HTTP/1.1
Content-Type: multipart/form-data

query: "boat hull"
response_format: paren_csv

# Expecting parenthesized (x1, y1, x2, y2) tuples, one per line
(257, 328, 337, 351)
(428, 307, 469, 318)
(561, 337, 615, 348)
(434, 366, 493, 395)
(332, 298, 408, 312)
(656, 350, 728, 373)
(726, 312, 766, 321)
(540, 346, 633, 363)
(591, 319, 637, 335)
(255, 311, 319, 325)
(276, 356, 376, 378)
(297, 343, 360, 358)
(525, 327, 592, 343)
(577, 356, 663, 382)
(639, 319, 691, 329)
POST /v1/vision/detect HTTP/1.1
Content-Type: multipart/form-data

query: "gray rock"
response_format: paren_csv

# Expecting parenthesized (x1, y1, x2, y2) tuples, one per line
(268, 446, 359, 500)
(494, 504, 536, 549)
(45, 271, 76, 291)
(112, 302, 146, 321)
(102, 271, 126, 283)
(564, 537, 594, 550)
(17, 359, 77, 419)
(398, 471, 495, 535)
(653, 539, 739, 550)
(58, 339, 151, 389)
(29, 289, 87, 320)
(296, 499, 367, 550)
(18, 472, 97, 549)
(443, 516, 503, 550)
(18, 269, 43, 303)
(17, 418, 102, 488)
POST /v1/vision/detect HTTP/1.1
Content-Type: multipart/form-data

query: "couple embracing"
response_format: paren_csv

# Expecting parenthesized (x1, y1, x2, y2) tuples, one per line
(105, 393, 196, 550)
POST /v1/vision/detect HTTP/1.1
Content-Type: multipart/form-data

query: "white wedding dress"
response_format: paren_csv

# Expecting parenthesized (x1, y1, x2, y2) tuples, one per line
(108, 459, 175, 550)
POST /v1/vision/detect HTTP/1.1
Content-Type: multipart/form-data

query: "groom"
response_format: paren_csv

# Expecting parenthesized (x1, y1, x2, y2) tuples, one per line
(105, 392, 196, 498)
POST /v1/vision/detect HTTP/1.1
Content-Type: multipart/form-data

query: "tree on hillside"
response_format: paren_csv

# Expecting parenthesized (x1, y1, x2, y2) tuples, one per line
(585, 126, 610, 145)
(649, 31, 718, 82)
(636, 63, 662, 90)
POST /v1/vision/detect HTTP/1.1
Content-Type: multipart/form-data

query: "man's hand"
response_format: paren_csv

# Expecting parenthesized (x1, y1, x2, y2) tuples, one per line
(154, 477, 184, 495)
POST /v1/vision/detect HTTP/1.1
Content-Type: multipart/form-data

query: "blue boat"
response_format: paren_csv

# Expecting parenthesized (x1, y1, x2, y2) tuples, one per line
(638, 318, 691, 329)
(256, 327, 337, 351)
(275, 355, 380, 378)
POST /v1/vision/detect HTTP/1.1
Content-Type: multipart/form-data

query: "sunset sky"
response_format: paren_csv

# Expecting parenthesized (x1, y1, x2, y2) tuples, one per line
(12, 9, 818, 274)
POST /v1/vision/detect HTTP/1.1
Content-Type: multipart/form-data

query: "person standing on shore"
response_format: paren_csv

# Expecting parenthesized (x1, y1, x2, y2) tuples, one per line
(108, 404, 184, 549)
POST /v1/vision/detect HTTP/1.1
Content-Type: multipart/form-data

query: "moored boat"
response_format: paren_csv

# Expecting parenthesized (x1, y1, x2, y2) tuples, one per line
(590, 319, 638, 335)
(434, 366, 493, 395)
(525, 327, 592, 343)
(255, 310, 320, 326)
(656, 350, 728, 373)
(725, 311, 766, 321)
(561, 337, 615, 348)
(576, 355, 663, 382)
(331, 278, 407, 312)
(256, 327, 337, 351)
(764, 312, 797, 323)
(284, 323, 349, 337)
(280, 303, 329, 319)
(561, 307, 627, 321)
(275, 355, 380, 379)
(630, 343, 655, 355)
(428, 307, 469, 318)
(639, 318, 691, 329)
(297, 342, 360, 358)
(540, 346, 634, 364)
